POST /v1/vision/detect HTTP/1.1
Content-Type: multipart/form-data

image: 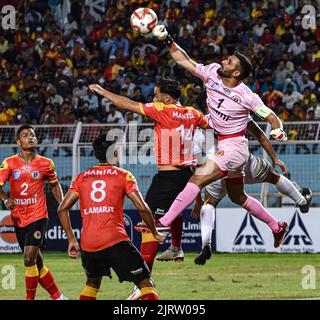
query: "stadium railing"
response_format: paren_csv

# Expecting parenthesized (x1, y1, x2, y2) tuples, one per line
(0, 121, 318, 209)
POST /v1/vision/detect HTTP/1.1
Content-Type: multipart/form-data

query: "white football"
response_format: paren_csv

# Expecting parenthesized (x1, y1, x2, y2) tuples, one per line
(130, 8, 158, 35)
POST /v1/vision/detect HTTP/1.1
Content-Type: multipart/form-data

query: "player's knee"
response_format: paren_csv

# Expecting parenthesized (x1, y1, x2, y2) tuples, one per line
(24, 255, 37, 267)
(265, 169, 280, 184)
(229, 194, 247, 206)
(137, 277, 155, 289)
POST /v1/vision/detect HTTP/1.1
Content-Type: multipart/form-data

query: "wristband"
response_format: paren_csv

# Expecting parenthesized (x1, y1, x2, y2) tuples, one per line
(164, 34, 174, 47)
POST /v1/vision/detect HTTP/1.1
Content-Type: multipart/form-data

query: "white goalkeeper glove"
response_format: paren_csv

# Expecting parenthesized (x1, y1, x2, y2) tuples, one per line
(152, 25, 168, 40)
(270, 128, 288, 141)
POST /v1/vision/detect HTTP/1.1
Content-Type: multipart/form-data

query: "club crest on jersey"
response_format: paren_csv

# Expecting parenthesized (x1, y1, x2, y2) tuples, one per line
(232, 96, 241, 103)
(215, 150, 224, 157)
(13, 170, 20, 180)
(33, 231, 41, 239)
(31, 171, 40, 179)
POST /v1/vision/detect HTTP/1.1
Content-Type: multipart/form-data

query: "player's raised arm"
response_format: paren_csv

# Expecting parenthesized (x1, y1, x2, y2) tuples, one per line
(88, 84, 143, 115)
(57, 191, 80, 258)
(152, 25, 197, 75)
(247, 120, 288, 176)
(128, 190, 166, 244)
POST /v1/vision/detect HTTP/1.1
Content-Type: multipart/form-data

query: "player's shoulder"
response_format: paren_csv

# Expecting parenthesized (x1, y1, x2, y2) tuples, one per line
(116, 167, 136, 180)
(1, 154, 18, 165)
(36, 155, 55, 165)
(144, 101, 166, 111)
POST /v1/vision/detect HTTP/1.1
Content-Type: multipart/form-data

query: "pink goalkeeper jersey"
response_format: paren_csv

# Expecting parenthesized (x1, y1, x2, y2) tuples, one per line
(195, 63, 265, 135)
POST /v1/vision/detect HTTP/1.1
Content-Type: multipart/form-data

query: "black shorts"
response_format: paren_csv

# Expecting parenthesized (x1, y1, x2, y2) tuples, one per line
(81, 241, 151, 285)
(14, 218, 48, 252)
(145, 168, 193, 219)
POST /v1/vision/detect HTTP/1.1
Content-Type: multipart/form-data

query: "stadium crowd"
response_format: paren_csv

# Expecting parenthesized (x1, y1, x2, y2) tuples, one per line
(0, 0, 319, 130)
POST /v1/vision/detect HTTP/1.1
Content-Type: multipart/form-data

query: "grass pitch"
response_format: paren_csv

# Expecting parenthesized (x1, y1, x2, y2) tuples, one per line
(0, 252, 319, 300)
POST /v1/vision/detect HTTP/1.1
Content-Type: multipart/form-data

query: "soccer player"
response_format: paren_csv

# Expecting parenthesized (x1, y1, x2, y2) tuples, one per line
(57, 133, 165, 300)
(152, 25, 289, 248)
(0, 124, 66, 300)
(89, 79, 208, 299)
(190, 118, 312, 265)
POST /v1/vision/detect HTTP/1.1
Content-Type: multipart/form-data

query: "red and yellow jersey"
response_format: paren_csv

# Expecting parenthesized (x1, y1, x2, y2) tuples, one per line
(69, 165, 139, 252)
(139, 102, 209, 166)
(0, 154, 58, 227)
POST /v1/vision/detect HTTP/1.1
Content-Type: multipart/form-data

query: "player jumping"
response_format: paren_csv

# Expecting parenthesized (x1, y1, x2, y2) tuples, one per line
(57, 133, 165, 300)
(0, 124, 67, 300)
(192, 118, 312, 265)
(89, 79, 208, 300)
(151, 25, 289, 248)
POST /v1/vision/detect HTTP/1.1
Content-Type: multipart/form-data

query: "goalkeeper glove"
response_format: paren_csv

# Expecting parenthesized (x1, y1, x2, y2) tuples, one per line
(270, 128, 288, 141)
(152, 25, 174, 47)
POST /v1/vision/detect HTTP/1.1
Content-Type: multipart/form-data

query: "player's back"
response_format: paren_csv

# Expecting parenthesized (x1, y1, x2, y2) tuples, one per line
(140, 102, 208, 166)
(70, 165, 139, 252)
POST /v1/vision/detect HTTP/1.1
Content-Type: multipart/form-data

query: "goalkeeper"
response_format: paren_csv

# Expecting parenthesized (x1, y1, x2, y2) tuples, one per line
(150, 25, 290, 249)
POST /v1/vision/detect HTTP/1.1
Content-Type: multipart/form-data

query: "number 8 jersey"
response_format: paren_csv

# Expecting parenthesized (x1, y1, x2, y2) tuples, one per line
(0, 154, 58, 227)
(69, 166, 139, 252)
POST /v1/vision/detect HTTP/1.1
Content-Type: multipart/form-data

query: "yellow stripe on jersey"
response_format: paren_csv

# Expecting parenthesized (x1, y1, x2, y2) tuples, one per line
(49, 161, 55, 171)
(126, 171, 137, 183)
(139, 103, 146, 115)
(48, 179, 58, 184)
(0, 159, 8, 171)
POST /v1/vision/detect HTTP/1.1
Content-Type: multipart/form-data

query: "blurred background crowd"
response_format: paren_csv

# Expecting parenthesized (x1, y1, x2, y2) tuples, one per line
(0, 0, 319, 129)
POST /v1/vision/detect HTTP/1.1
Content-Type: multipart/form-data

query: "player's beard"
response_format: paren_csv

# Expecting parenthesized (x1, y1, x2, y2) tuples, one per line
(217, 66, 233, 78)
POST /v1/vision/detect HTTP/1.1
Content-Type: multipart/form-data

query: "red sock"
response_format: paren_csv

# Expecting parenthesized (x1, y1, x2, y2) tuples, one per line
(140, 232, 159, 272)
(80, 285, 98, 300)
(25, 265, 39, 300)
(171, 215, 183, 247)
(39, 265, 62, 300)
(140, 287, 159, 300)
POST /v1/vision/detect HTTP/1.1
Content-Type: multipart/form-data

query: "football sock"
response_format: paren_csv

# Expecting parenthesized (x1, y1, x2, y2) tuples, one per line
(275, 175, 307, 206)
(140, 232, 159, 272)
(140, 287, 159, 300)
(39, 265, 62, 300)
(80, 285, 98, 300)
(242, 196, 280, 233)
(200, 204, 215, 249)
(160, 183, 200, 226)
(25, 264, 39, 300)
(171, 215, 183, 248)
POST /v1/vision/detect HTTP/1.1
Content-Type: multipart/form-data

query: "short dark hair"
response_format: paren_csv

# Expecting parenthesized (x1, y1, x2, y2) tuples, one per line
(16, 124, 34, 139)
(92, 133, 116, 162)
(156, 78, 181, 100)
(234, 51, 253, 80)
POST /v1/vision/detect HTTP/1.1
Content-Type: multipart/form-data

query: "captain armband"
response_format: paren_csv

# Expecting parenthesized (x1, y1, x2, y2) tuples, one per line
(255, 105, 272, 119)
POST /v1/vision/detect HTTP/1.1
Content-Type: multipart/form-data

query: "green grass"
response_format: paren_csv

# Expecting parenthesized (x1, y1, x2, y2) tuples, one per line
(0, 252, 319, 300)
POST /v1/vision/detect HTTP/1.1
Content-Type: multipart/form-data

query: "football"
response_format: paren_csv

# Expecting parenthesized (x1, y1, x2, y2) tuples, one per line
(130, 7, 158, 35)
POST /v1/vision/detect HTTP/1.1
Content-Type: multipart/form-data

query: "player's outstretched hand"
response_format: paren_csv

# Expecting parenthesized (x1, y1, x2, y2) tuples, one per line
(152, 25, 168, 40)
(270, 128, 288, 141)
(4, 198, 15, 210)
(68, 238, 80, 259)
(154, 232, 166, 244)
(88, 84, 106, 96)
(272, 158, 288, 176)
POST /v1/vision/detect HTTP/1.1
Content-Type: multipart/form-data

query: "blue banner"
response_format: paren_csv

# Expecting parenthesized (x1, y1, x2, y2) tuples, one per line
(45, 210, 213, 252)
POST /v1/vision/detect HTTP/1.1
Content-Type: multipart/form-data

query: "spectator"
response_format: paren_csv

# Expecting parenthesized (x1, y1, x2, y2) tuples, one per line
(299, 74, 316, 92)
(262, 82, 283, 110)
(82, 90, 99, 111)
(106, 104, 124, 124)
(282, 83, 303, 111)
(273, 61, 292, 87)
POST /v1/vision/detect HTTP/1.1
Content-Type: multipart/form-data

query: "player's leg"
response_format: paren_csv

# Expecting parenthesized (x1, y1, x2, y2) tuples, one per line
(159, 160, 226, 227)
(264, 168, 312, 213)
(80, 249, 110, 300)
(194, 181, 227, 265)
(109, 241, 159, 300)
(36, 252, 66, 300)
(225, 179, 288, 247)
